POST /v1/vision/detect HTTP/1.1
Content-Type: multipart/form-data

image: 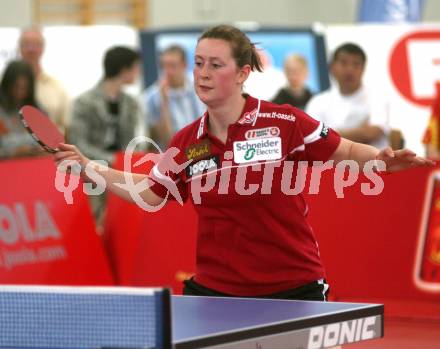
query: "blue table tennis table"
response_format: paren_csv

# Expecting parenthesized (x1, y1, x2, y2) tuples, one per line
(0, 286, 383, 349)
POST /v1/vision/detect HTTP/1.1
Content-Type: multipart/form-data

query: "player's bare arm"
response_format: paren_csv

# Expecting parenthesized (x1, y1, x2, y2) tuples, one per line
(53, 143, 164, 206)
(331, 137, 435, 172)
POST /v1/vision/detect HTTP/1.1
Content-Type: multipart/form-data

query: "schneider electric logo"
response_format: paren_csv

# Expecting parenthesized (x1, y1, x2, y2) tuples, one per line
(233, 137, 282, 163)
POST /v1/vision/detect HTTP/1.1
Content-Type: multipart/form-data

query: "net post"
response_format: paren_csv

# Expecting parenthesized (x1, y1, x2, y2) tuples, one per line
(155, 288, 172, 349)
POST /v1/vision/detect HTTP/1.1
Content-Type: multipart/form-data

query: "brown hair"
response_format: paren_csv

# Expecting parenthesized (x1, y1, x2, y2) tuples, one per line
(0, 60, 38, 112)
(198, 25, 263, 72)
(161, 44, 187, 64)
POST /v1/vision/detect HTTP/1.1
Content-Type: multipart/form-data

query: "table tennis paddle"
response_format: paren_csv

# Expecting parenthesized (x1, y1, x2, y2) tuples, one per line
(19, 105, 64, 153)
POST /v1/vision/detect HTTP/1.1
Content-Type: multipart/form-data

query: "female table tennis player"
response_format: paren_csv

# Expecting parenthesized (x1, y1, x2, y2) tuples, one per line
(55, 25, 434, 301)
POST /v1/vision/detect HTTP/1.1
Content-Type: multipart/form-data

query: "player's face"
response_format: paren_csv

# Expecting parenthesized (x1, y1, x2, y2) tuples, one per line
(331, 52, 364, 94)
(194, 38, 249, 107)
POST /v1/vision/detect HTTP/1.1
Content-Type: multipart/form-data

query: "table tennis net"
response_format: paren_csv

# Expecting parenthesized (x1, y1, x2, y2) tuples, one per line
(0, 286, 171, 349)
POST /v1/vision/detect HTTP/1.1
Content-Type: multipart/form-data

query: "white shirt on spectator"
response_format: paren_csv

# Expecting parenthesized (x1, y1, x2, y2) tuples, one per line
(305, 85, 389, 149)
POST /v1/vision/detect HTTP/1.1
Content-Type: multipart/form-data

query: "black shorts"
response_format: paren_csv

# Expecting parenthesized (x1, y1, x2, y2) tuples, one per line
(183, 278, 329, 301)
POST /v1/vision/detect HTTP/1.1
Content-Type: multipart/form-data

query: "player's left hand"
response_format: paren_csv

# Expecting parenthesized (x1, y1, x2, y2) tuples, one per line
(376, 147, 436, 173)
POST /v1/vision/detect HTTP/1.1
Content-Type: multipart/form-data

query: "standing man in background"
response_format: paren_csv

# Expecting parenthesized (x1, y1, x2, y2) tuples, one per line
(69, 46, 145, 226)
(306, 43, 389, 149)
(143, 45, 205, 148)
(19, 28, 70, 132)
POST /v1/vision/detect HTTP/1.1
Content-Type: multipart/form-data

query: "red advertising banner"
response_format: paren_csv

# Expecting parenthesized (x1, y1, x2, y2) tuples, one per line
(103, 152, 155, 285)
(303, 168, 438, 300)
(0, 156, 114, 285)
(305, 167, 440, 319)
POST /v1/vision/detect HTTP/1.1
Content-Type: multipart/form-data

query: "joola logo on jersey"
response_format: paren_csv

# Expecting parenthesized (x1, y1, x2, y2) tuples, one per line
(186, 155, 219, 177)
(245, 127, 280, 140)
(233, 137, 282, 163)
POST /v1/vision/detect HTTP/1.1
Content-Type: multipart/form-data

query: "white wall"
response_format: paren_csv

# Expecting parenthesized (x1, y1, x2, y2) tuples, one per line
(1, 0, 440, 28)
(0, 0, 33, 27)
(423, 0, 440, 22)
(149, 0, 358, 28)
(148, 0, 440, 28)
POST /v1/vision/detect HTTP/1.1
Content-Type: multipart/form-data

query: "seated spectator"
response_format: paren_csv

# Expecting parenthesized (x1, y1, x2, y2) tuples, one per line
(305, 43, 389, 149)
(143, 45, 205, 149)
(272, 54, 313, 110)
(19, 28, 70, 132)
(69, 46, 145, 225)
(0, 60, 43, 159)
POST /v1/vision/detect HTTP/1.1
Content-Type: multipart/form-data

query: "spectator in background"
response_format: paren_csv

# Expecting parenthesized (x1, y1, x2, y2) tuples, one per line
(69, 46, 144, 225)
(422, 83, 440, 159)
(19, 28, 70, 132)
(143, 45, 205, 149)
(306, 43, 389, 149)
(0, 60, 43, 159)
(272, 54, 313, 110)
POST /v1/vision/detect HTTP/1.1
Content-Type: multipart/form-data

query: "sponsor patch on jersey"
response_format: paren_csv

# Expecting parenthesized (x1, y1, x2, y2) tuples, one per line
(320, 124, 329, 138)
(257, 111, 296, 122)
(185, 141, 211, 160)
(245, 126, 280, 140)
(186, 155, 219, 178)
(238, 108, 258, 124)
(233, 137, 282, 164)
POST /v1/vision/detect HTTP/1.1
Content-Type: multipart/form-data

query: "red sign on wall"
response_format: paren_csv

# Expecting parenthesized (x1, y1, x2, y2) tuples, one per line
(389, 30, 440, 107)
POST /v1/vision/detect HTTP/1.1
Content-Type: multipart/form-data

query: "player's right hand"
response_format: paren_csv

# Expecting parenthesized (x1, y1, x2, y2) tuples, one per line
(53, 143, 90, 171)
(376, 147, 435, 172)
